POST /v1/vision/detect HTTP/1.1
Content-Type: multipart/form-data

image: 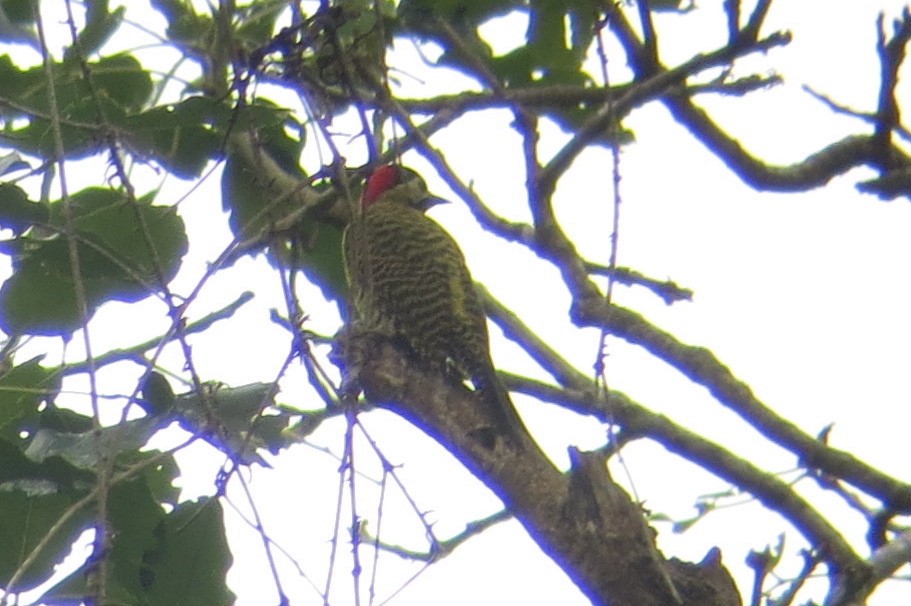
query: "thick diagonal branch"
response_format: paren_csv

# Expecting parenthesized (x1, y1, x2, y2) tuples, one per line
(339, 334, 740, 605)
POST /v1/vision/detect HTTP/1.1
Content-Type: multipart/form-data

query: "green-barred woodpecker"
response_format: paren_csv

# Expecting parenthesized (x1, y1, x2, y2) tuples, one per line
(343, 164, 525, 442)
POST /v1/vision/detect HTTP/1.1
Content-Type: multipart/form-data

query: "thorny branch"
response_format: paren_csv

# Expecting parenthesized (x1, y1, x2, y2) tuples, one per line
(358, 509, 512, 563)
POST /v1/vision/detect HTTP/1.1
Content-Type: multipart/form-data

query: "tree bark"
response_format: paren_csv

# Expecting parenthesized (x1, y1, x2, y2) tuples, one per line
(338, 334, 742, 605)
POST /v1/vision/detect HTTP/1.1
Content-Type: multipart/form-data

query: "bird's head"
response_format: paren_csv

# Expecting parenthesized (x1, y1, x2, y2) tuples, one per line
(361, 164, 447, 212)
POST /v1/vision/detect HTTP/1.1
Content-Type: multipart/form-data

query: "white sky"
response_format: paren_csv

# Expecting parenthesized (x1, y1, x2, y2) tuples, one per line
(6, 0, 911, 604)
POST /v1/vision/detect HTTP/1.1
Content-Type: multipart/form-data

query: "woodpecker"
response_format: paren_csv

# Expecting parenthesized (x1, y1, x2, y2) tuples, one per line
(343, 164, 525, 442)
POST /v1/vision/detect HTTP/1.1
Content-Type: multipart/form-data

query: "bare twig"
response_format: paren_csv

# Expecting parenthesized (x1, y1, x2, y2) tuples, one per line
(34, 4, 109, 600)
(359, 509, 512, 563)
(57, 292, 255, 377)
(584, 263, 693, 304)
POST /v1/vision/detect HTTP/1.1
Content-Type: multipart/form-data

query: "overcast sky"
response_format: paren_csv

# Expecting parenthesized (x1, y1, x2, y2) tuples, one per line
(8, 1, 911, 604)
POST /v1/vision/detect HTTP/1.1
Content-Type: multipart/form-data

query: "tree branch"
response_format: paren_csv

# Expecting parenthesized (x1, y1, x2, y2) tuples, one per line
(664, 96, 885, 191)
(509, 375, 868, 587)
(570, 296, 911, 513)
(56, 291, 255, 377)
(337, 334, 740, 605)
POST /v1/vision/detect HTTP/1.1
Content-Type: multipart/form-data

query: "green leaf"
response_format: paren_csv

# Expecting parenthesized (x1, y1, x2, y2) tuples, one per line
(62, 186, 188, 286)
(650, 0, 692, 12)
(0, 253, 82, 336)
(0, 0, 38, 48)
(398, 0, 519, 27)
(566, 0, 596, 58)
(483, 1, 594, 88)
(0, 151, 31, 176)
(0, 187, 188, 336)
(121, 97, 227, 179)
(90, 54, 153, 111)
(0, 433, 95, 489)
(400, 0, 510, 76)
(0, 54, 153, 159)
(184, 382, 276, 433)
(39, 453, 182, 604)
(221, 113, 304, 238)
(152, 0, 213, 44)
(141, 498, 234, 606)
(24, 417, 162, 470)
(0, 183, 49, 235)
(0, 489, 93, 593)
(239, 104, 304, 176)
(235, 0, 287, 49)
(140, 371, 177, 416)
(431, 0, 591, 90)
(128, 449, 181, 508)
(293, 219, 348, 303)
(108, 475, 171, 603)
(35, 403, 95, 434)
(489, 46, 534, 86)
(529, 0, 565, 62)
(0, 0, 33, 24)
(0, 438, 94, 593)
(65, 0, 126, 61)
(0, 355, 53, 438)
(172, 382, 281, 465)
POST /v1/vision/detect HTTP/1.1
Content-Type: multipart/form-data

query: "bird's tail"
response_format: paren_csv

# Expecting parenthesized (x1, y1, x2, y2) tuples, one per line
(479, 371, 528, 445)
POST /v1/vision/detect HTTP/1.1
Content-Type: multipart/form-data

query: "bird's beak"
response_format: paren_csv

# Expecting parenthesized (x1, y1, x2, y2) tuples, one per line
(418, 195, 449, 212)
